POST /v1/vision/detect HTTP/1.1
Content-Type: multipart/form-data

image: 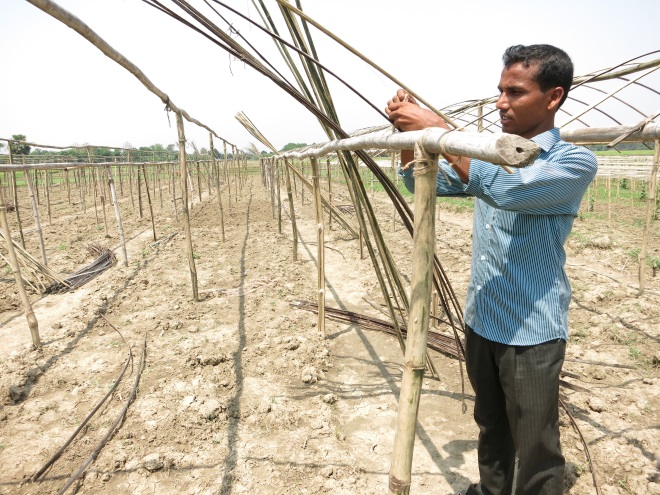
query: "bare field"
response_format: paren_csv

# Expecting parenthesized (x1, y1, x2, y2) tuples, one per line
(0, 170, 658, 494)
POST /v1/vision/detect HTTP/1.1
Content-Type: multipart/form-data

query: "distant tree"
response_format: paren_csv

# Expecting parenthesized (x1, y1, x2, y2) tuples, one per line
(10, 134, 30, 155)
(280, 142, 307, 152)
(0, 142, 5, 152)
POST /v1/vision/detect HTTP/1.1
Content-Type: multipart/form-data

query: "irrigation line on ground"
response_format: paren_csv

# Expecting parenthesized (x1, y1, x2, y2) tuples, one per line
(55, 332, 147, 495)
(31, 316, 133, 482)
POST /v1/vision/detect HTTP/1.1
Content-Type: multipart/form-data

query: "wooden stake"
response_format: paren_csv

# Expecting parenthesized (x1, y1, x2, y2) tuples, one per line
(389, 142, 438, 495)
(310, 157, 325, 335)
(176, 112, 199, 301)
(0, 179, 41, 349)
(639, 140, 659, 295)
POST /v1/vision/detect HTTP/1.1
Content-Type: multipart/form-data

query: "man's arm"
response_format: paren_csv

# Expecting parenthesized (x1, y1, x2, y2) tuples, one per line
(385, 89, 470, 183)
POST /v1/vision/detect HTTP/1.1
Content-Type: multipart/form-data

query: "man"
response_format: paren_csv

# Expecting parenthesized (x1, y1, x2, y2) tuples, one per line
(386, 45, 597, 495)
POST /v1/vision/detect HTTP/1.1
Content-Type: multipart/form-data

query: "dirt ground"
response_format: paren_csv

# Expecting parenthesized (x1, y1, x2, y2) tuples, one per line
(0, 168, 658, 495)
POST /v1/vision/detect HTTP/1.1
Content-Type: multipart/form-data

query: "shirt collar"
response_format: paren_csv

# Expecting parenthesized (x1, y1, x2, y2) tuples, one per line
(530, 128, 560, 153)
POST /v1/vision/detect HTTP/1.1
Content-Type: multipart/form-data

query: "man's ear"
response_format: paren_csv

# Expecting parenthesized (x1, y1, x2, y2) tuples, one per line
(547, 87, 564, 111)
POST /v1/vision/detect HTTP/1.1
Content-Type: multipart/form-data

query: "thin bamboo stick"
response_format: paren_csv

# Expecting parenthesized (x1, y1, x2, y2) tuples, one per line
(276, 158, 282, 235)
(141, 164, 157, 242)
(0, 180, 41, 349)
(389, 143, 439, 495)
(310, 157, 325, 335)
(137, 165, 144, 219)
(284, 158, 298, 261)
(8, 146, 26, 249)
(105, 166, 128, 267)
(326, 157, 332, 231)
(176, 112, 199, 301)
(639, 140, 659, 295)
(210, 133, 225, 242)
(24, 168, 48, 266)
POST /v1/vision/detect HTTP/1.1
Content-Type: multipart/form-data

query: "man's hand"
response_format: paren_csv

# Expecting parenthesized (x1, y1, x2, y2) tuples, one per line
(386, 89, 470, 183)
(385, 89, 449, 132)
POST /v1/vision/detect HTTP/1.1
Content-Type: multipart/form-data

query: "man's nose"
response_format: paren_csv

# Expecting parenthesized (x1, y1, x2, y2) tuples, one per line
(496, 93, 508, 110)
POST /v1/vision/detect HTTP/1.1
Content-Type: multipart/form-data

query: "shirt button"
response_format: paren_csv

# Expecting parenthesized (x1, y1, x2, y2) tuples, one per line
(480, 255, 486, 261)
(485, 224, 491, 230)
(477, 285, 482, 291)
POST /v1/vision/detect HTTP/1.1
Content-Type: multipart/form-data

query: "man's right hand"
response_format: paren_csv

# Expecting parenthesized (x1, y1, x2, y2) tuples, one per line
(385, 89, 448, 132)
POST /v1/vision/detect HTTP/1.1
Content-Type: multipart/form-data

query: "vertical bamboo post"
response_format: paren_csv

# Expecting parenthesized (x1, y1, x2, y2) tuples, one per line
(0, 182, 41, 349)
(639, 140, 659, 295)
(105, 166, 128, 266)
(284, 159, 298, 261)
(310, 157, 325, 335)
(7, 144, 26, 249)
(276, 158, 282, 235)
(137, 165, 144, 219)
(96, 167, 109, 236)
(86, 147, 99, 224)
(270, 158, 276, 219)
(141, 164, 157, 242)
(326, 157, 333, 231)
(176, 112, 199, 301)
(24, 167, 48, 266)
(44, 168, 52, 226)
(65, 169, 72, 208)
(157, 164, 164, 209)
(607, 176, 612, 228)
(223, 140, 231, 211)
(210, 133, 226, 242)
(391, 152, 397, 232)
(389, 142, 438, 495)
(128, 160, 136, 210)
(196, 160, 202, 204)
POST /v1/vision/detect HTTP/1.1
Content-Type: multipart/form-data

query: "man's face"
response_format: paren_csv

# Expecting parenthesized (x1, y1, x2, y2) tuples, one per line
(496, 62, 563, 139)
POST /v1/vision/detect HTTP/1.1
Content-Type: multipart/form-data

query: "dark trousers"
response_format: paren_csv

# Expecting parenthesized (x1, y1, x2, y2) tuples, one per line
(464, 326, 566, 495)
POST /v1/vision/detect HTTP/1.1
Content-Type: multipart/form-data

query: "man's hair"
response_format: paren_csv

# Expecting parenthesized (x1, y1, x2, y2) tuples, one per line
(503, 44, 573, 107)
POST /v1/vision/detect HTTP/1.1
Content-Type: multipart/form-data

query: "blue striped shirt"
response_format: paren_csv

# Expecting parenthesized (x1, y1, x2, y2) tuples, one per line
(400, 128, 597, 345)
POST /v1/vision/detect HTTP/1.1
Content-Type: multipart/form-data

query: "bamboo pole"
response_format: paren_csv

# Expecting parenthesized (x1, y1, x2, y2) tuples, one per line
(137, 165, 144, 219)
(44, 168, 52, 226)
(210, 133, 226, 242)
(97, 167, 109, 236)
(105, 166, 128, 267)
(269, 158, 276, 219)
(7, 145, 26, 249)
(176, 112, 199, 301)
(310, 157, 325, 335)
(141, 165, 157, 242)
(24, 168, 48, 266)
(224, 140, 231, 211)
(276, 158, 282, 235)
(639, 140, 659, 295)
(0, 180, 41, 349)
(326, 157, 332, 231)
(389, 143, 439, 495)
(284, 158, 298, 261)
(86, 148, 100, 224)
(391, 152, 397, 232)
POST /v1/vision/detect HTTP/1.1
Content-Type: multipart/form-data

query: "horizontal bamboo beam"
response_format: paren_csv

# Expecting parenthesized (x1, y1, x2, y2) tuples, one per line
(0, 161, 179, 172)
(281, 127, 540, 168)
(561, 122, 660, 144)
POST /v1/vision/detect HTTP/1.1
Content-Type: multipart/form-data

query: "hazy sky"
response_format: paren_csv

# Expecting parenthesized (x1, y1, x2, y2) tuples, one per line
(1, 0, 659, 152)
